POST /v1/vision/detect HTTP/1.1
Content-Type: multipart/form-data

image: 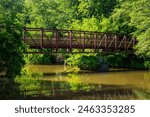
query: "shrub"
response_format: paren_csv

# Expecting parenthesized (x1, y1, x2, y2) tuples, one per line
(65, 54, 108, 71)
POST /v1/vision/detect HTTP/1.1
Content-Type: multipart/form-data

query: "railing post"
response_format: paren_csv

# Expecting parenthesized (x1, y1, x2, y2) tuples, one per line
(68, 31, 72, 52)
(82, 32, 85, 52)
(23, 27, 26, 44)
(55, 31, 58, 52)
(94, 33, 97, 50)
(23, 27, 26, 53)
(41, 28, 44, 48)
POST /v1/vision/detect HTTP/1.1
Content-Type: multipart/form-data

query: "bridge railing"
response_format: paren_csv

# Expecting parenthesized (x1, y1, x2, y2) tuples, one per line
(22, 27, 137, 52)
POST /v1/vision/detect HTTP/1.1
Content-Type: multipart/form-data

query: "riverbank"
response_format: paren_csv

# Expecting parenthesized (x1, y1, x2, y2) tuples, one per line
(25, 64, 149, 76)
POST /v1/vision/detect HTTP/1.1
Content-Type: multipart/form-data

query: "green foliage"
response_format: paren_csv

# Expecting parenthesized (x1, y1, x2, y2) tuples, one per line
(144, 61, 150, 69)
(24, 0, 79, 29)
(66, 52, 149, 70)
(78, 55, 106, 71)
(128, 55, 146, 70)
(102, 0, 150, 58)
(65, 73, 95, 91)
(0, 0, 24, 26)
(0, 27, 25, 78)
(0, 0, 149, 79)
(24, 54, 56, 64)
(0, 0, 25, 79)
(98, 0, 150, 59)
(0, 27, 25, 99)
(65, 54, 108, 71)
(0, 0, 25, 99)
(23, 0, 150, 61)
(105, 52, 149, 69)
(100, 12, 135, 34)
(0, 29, 24, 99)
(0, 79, 21, 99)
(15, 66, 42, 91)
(65, 54, 81, 66)
(15, 76, 41, 91)
(24, 0, 118, 28)
(117, 0, 150, 58)
(70, 16, 100, 31)
(78, 0, 117, 18)
(105, 53, 127, 68)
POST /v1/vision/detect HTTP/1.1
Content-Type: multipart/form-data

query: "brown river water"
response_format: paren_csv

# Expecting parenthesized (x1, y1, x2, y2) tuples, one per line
(25, 65, 150, 100)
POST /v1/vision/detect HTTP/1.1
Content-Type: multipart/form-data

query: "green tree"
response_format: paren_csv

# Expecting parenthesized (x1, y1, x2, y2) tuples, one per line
(70, 16, 100, 31)
(24, 0, 79, 29)
(78, 0, 117, 18)
(128, 0, 150, 58)
(0, 0, 25, 78)
(0, 0, 25, 99)
(99, 0, 150, 59)
(65, 54, 108, 71)
(0, 0, 24, 26)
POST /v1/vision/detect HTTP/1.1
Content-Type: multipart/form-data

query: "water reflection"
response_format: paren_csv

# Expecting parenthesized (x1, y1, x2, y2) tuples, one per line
(22, 80, 137, 100)
(43, 71, 150, 90)
(22, 65, 150, 100)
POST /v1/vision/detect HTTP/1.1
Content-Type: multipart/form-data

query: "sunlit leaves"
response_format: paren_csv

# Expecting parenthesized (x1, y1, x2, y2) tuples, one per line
(99, 0, 150, 58)
(78, 0, 117, 18)
(24, 0, 79, 29)
(70, 16, 100, 31)
(128, 0, 150, 57)
(0, 0, 24, 26)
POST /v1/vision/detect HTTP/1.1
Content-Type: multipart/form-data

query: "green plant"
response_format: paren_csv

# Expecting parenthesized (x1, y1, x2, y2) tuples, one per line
(65, 54, 108, 71)
(24, 54, 56, 64)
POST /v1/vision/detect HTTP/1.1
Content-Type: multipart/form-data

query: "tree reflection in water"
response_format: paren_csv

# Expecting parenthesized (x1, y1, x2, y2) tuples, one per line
(16, 65, 150, 100)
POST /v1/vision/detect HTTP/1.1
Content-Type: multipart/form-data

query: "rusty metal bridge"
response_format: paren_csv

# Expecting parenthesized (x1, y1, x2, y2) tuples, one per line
(23, 27, 137, 53)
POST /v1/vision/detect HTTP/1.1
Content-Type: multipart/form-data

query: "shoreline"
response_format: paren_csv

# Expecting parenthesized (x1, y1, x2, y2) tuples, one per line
(42, 69, 150, 76)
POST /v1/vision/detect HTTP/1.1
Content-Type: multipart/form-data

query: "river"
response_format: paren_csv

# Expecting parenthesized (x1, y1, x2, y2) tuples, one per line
(25, 65, 150, 100)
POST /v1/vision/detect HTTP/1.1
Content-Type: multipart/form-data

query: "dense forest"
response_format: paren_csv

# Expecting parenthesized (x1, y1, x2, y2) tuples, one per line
(0, 0, 150, 99)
